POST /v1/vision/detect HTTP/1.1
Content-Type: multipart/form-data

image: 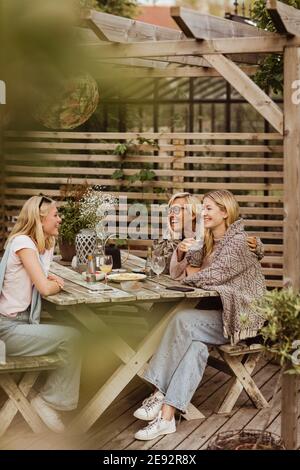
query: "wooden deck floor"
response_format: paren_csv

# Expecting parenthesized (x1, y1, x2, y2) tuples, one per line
(1, 356, 299, 450)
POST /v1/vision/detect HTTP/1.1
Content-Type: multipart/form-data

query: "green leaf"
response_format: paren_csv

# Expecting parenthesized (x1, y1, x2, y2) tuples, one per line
(112, 169, 125, 180)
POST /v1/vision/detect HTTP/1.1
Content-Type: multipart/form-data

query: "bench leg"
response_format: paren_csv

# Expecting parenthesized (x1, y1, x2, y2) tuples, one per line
(217, 352, 269, 413)
(0, 374, 46, 434)
(181, 403, 205, 421)
(0, 372, 40, 437)
(216, 352, 261, 414)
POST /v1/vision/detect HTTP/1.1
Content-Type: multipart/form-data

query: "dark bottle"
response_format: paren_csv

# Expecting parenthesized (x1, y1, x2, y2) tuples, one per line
(105, 244, 121, 269)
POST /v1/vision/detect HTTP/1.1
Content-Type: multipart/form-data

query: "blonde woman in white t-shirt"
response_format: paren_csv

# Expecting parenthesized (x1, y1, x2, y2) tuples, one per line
(0, 195, 81, 433)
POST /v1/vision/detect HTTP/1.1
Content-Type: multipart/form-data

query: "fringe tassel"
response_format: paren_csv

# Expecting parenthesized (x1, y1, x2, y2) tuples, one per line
(231, 329, 260, 345)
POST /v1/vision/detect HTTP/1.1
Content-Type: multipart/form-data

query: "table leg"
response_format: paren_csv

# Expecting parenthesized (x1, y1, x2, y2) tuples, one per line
(69, 299, 199, 433)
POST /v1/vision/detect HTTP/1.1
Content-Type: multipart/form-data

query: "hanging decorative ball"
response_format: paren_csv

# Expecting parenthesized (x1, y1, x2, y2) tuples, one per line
(34, 73, 99, 129)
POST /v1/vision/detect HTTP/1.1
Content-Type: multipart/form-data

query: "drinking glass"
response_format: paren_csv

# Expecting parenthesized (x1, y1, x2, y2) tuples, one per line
(151, 255, 166, 289)
(99, 255, 113, 284)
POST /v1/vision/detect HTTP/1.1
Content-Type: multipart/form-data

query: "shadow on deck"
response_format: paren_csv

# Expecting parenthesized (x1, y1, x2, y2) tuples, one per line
(0, 357, 299, 450)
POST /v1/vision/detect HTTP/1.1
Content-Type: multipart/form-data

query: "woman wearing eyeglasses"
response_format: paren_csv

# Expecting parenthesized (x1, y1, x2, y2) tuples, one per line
(152, 192, 204, 274)
(0, 196, 81, 433)
(153, 192, 263, 276)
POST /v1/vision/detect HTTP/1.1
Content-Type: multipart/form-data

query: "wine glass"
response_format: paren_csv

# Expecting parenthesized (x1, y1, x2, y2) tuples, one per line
(99, 255, 113, 284)
(151, 255, 166, 289)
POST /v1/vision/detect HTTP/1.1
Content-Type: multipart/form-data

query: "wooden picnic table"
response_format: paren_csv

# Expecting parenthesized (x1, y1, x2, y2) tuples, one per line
(43, 252, 219, 433)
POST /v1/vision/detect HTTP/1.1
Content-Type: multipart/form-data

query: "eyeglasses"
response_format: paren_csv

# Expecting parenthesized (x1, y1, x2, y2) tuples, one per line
(168, 205, 184, 215)
(38, 194, 53, 209)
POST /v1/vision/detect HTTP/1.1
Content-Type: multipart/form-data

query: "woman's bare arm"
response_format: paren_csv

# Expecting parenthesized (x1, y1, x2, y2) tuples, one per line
(17, 248, 61, 296)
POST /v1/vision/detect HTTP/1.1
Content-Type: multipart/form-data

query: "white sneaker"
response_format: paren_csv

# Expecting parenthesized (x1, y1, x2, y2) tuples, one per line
(133, 391, 164, 421)
(31, 395, 65, 433)
(134, 411, 176, 441)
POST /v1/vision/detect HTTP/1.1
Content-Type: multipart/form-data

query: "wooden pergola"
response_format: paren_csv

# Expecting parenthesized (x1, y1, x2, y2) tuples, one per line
(77, 0, 299, 449)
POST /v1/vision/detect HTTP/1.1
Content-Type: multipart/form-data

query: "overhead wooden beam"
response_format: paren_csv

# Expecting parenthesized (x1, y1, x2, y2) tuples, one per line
(80, 10, 211, 68)
(93, 64, 259, 79)
(171, 6, 274, 39)
(267, 0, 300, 36)
(79, 29, 178, 70)
(81, 8, 184, 42)
(203, 54, 283, 134)
(95, 57, 171, 70)
(171, 6, 275, 65)
(83, 36, 299, 59)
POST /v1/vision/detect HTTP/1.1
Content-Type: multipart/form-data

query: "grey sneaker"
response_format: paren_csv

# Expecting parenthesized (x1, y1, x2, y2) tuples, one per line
(31, 395, 65, 434)
(134, 411, 176, 441)
(133, 391, 164, 421)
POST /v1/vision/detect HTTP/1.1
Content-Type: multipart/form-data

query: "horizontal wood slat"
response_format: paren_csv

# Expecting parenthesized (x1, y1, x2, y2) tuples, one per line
(5, 166, 283, 179)
(4, 142, 284, 153)
(4, 154, 284, 166)
(5, 131, 283, 140)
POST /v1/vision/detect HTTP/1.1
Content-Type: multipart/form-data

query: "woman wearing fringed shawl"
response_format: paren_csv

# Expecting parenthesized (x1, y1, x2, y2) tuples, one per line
(133, 190, 266, 441)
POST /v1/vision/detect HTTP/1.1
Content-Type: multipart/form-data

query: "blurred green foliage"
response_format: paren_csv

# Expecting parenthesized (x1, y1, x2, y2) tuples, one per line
(258, 288, 300, 373)
(251, 0, 300, 94)
(0, 0, 90, 127)
(79, 0, 138, 18)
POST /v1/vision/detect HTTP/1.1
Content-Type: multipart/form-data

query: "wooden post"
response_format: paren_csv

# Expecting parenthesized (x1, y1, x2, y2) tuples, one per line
(0, 103, 5, 253)
(281, 373, 299, 450)
(283, 46, 300, 449)
(173, 138, 185, 193)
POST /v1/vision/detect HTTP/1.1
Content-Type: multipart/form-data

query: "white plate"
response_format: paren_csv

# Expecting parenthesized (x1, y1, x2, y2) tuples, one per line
(111, 268, 127, 273)
(81, 271, 105, 281)
(107, 273, 147, 282)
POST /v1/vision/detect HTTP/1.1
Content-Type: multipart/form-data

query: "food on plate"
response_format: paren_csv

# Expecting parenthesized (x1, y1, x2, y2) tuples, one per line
(107, 273, 147, 282)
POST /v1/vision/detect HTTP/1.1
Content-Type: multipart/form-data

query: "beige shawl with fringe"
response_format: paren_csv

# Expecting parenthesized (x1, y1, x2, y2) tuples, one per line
(183, 219, 266, 344)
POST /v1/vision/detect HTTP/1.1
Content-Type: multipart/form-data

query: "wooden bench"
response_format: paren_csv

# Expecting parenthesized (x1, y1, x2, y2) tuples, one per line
(0, 353, 63, 436)
(208, 342, 269, 414)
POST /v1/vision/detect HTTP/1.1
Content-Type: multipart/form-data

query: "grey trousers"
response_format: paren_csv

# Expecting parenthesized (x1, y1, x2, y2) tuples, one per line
(0, 311, 81, 411)
(143, 308, 228, 412)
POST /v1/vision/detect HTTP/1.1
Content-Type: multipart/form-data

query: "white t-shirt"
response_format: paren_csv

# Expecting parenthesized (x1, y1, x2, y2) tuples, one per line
(0, 235, 54, 317)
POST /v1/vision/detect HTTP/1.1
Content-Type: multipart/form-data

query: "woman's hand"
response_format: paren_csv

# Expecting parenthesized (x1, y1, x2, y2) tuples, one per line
(178, 238, 195, 253)
(186, 265, 201, 276)
(48, 274, 64, 289)
(246, 236, 257, 252)
(177, 238, 195, 262)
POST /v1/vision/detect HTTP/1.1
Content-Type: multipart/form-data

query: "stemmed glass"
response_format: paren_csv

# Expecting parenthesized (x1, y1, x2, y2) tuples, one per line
(99, 255, 113, 285)
(151, 255, 166, 289)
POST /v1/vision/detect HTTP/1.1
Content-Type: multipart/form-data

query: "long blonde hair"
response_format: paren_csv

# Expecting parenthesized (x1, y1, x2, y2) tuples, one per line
(202, 190, 240, 257)
(6, 196, 56, 253)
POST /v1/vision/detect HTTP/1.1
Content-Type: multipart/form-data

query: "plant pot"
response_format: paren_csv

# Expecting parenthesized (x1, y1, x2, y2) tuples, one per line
(207, 429, 285, 451)
(58, 238, 76, 262)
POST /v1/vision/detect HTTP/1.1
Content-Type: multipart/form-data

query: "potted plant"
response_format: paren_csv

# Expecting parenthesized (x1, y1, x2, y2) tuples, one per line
(58, 181, 89, 261)
(208, 288, 300, 450)
(76, 186, 118, 266)
(59, 199, 87, 261)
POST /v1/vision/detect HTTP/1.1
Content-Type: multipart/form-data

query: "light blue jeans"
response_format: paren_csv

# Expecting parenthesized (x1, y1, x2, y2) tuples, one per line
(143, 308, 228, 412)
(0, 310, 81, 411)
